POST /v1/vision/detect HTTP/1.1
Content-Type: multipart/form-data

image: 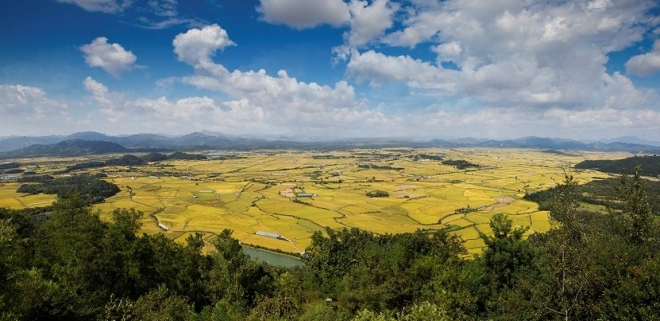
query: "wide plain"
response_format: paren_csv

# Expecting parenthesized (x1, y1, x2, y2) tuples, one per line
(0, 148, 627, 254)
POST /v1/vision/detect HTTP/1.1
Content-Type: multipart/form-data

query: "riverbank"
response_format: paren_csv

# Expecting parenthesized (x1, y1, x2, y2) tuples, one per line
(241, 244, 305, 268)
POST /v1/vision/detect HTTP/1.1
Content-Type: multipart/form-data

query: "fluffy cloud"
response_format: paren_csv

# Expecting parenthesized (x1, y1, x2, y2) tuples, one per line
(258, 0, 398, 58)
(333, 0, 400, 59)
(0, 85, 70, 135)
(257, 0, 350, 29)
(173, 25, 235, 65)
(344, 0, 399, 47)
(347, 0, 658, 110)
(76, 75, 660, 139)
(81, 37, 138, 77)
(347, 50, 455, 88)
(57, 0, 132, 14)
(625, 40, 660, 76)
(170, 25, 389, 134)
(81, 76, 380, 135)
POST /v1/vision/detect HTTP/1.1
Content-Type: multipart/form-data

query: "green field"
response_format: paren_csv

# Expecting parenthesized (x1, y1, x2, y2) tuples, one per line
(0, 148, 626, 254)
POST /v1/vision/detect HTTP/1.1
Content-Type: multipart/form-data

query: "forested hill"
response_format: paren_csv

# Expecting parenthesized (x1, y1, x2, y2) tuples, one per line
(0, 139, 128, 158)
(575, 155, 660, 176)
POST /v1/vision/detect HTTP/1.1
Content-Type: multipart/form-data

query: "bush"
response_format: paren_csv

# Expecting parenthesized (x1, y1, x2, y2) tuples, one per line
(366, 190, 389, 198)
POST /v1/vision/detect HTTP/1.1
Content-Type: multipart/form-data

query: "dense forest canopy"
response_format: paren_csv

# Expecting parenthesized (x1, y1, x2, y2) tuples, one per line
(1, 166, 660, 320)
(575, 155, 660, 176)
(525, 176, 660, 214)
(17, 175, 55, 183)
(441, 159, 480, 169)
(16, 174, 120, 204)
(105, 154, 147, 166)
(61, 161, 106, 173)
(142, 152, 168, 162)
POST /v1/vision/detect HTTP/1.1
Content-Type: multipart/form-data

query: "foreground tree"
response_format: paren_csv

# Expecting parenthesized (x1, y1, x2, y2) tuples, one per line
(617, 165, 653, 244)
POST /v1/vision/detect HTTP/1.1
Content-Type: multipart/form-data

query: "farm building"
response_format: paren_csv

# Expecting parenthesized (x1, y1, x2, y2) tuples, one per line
(256, 231, 281, 239)
(296, 193, 315, 197)
(158, 223, 169, 231)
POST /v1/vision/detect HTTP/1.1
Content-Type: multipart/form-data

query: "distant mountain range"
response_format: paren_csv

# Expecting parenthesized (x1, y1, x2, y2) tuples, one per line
(0, 139, 128, 158)
(0, 131, 659, 159)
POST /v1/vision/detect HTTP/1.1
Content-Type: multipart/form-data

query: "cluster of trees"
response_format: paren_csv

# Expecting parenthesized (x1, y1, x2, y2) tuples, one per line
(17, 174, 120, 204)
(541, 149, 571, 156)
(525, 175, 660, 213)
(142, 152, 169, 162)
(410, 154, 444, 161)
(311, 155, 342, 159)
(105, 154, 147, 166)
(357, 164, 404, 171)
(366, 190, 389, 198)
(441, 159, 480, 169)
(1, 166, 659, 320)
(0, 162, 19, 171)
(143, 151, 207, 161)
(60, 161, 106, 173)
(169, 152, 208, 160)
(54, 152, 210, 174)
(575, 155, 660, 176)
(0, 168, 23, 174)
(17, 174, 54, 183)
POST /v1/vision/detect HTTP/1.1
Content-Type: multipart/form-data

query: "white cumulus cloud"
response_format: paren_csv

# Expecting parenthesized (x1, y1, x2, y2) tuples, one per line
(81, 37, 139, 77)
(347, 50, 456, 89)
(348, 0, 658, 110)
(173, 24, 236, 65)
(333, 0, 400, 59)
(0, 85, 71, 135)
(625, 40, 660, 76)
(344, 0, 399, 47)
(171, 25, 390, 135)
(257, 0, 350, 29)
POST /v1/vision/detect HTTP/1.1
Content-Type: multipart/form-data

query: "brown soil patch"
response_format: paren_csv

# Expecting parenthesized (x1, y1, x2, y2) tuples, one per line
(280, 188, 295, 198)
(494, 196, 515, 204)
(485, 196, 515, 210)
(392, 190, 421, 198)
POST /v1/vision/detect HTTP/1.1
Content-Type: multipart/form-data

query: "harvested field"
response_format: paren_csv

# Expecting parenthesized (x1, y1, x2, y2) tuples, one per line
(0, 148, 627, 253)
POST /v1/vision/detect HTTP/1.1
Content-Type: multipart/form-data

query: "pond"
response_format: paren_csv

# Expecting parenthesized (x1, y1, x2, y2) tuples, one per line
(242, 246, 305, 268)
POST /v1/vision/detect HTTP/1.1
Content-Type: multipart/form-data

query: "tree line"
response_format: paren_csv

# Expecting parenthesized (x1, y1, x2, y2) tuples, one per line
(56, 152, 208, 174)
(575, 155, 660, 176)
(441, 159, 480, 169)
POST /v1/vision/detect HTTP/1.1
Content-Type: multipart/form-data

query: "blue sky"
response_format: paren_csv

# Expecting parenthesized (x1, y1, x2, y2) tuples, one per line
(1, 0, 660, 140)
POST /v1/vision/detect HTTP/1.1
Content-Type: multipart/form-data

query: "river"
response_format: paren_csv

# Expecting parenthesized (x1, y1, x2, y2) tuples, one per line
(242, 246, 305, 268)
